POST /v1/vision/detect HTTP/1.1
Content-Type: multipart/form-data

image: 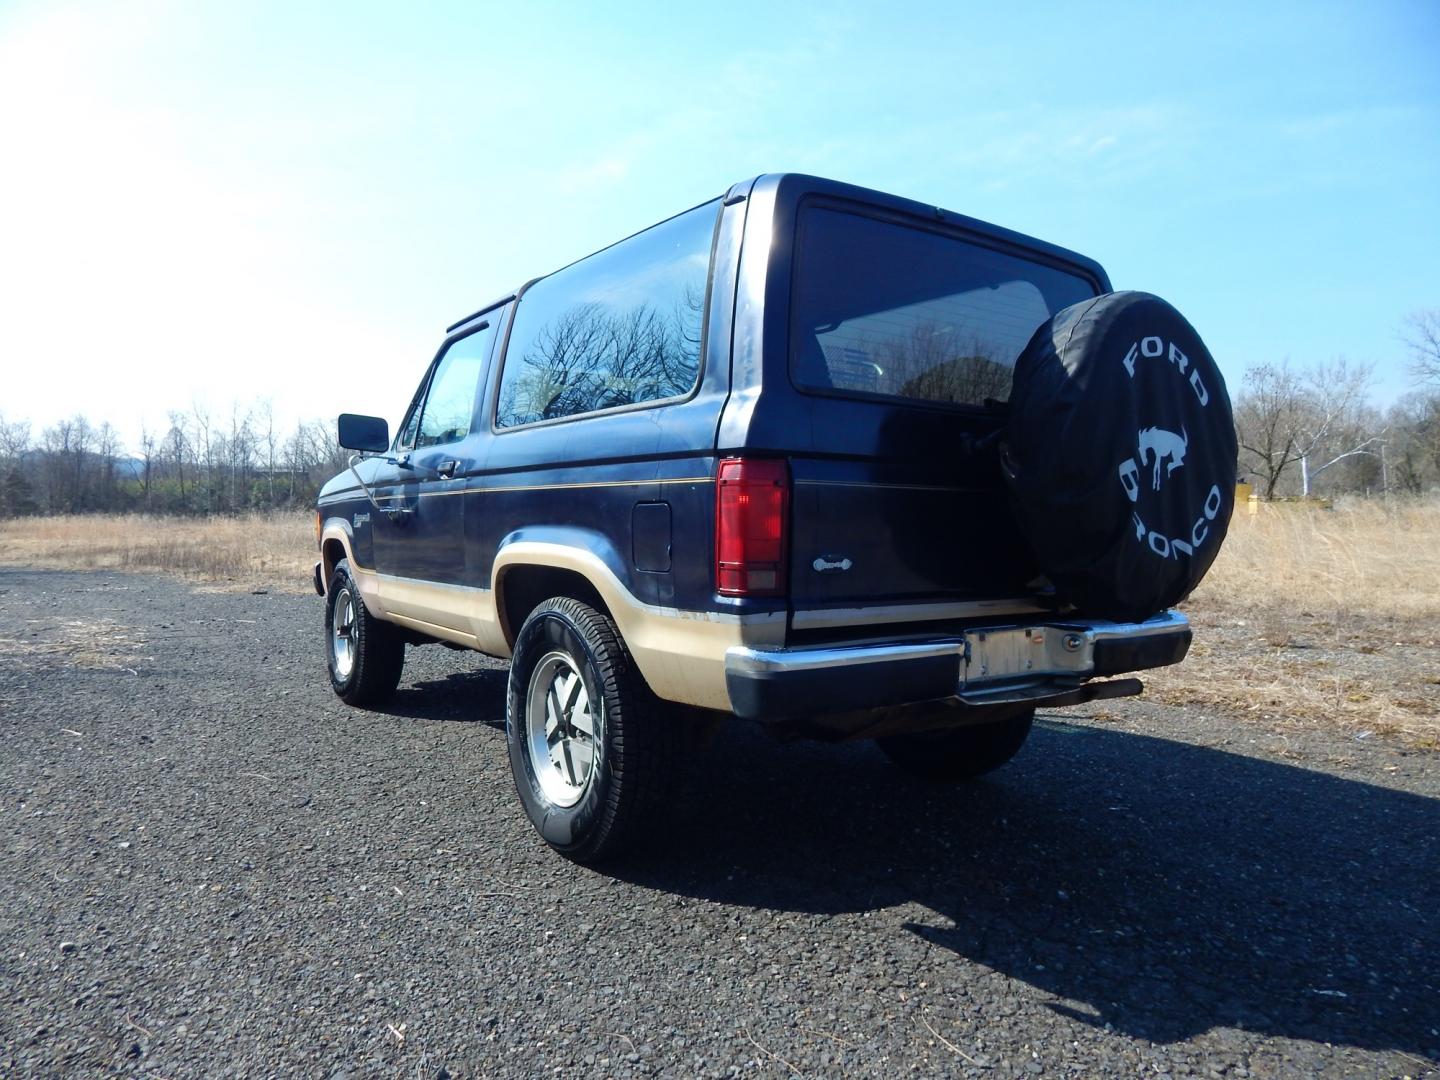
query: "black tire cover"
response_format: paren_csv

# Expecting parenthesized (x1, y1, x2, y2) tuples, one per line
(1002, 291, 1237, 621)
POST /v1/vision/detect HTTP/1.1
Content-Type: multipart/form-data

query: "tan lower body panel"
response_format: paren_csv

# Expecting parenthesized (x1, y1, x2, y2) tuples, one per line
(318, 528, 775, 712)
(373, 575, 500, 652)
(491, 542, 783, 712)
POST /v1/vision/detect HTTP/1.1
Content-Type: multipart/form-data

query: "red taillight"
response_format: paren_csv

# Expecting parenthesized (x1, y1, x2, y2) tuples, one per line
(716, 457, 789, 597)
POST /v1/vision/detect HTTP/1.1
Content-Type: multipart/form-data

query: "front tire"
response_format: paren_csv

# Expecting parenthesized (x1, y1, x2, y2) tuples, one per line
(876, 709, 1034, 781)
(506, 597, 672, 863)
(325, 559, 404, 706)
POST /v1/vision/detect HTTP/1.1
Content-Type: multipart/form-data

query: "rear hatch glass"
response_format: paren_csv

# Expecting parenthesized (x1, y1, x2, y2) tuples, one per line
(792, 206, 1096, 407)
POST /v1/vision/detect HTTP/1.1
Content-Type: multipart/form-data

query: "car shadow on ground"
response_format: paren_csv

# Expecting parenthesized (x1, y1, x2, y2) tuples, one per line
(374, 667, 508, 728)
(613, 717, 1440, 1060)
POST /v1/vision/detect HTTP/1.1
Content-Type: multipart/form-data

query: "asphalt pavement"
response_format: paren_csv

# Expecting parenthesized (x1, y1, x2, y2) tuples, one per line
(1, 567, 1437, 1078)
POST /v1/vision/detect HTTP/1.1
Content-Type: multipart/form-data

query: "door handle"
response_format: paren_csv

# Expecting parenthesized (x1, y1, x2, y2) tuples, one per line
(436, 460, 459, 479)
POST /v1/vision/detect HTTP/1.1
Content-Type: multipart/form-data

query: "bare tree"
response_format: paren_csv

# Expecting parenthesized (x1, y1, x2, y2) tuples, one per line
(1234, 359, 1379, 498)
(258, 399, 279, 506)
(95, 422, 122, 509)
(225, 402, 254, 511)
(1234, 363, 1306, 498)
(3, 403, 362, 515)
(0, 413, 31, 460)
(1386, 393, 1440, 494)
(38, 416, 93, 512)
(1299, 362, 1386, 496)
(164, 412, 191, 508)
(1403, 309, 1440, 389)
(138, 423, 157, 509)
(0, 411, 35, 518)
(192, 402, 214, 513)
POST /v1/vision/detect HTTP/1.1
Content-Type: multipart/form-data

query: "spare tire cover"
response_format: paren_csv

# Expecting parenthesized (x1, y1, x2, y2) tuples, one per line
(1002, 291, 1237, 621)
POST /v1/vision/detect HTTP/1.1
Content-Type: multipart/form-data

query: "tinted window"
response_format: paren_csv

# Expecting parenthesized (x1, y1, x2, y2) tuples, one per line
(791, 207, 1096, 407)
(395, 384, 425, 450)
(495, 200, 718, 428)
(414, 322, 495, 448)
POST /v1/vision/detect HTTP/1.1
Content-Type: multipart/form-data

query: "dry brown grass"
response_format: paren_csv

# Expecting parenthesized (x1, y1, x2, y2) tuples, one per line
(1189, 498, 1440, 621)
(1, 502, 1436, 745)
(1150, 498, 1440, 747)
(0, 512, 315, 593)
(0, 616, 150, 672)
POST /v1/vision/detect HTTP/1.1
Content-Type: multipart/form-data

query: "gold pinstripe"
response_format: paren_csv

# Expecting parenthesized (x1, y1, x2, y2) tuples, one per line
(326, 475, 971, 503)
(364, 475, 715, 501)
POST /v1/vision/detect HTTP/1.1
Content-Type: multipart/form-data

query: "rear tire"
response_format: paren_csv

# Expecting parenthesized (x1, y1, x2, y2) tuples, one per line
(325, 559, 404, 706)
(506, 597, 673, 864)
(876, 709, 1034, 781)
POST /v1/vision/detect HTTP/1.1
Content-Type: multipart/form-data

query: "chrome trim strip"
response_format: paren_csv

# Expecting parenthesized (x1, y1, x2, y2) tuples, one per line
(1079, 611, 1190, 640)
(727, 639, 964, 675)
(790, 597, 1049, 629)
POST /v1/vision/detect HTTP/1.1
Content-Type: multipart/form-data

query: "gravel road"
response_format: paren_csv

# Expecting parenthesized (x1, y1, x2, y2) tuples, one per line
(2, 567, 1437, 1079)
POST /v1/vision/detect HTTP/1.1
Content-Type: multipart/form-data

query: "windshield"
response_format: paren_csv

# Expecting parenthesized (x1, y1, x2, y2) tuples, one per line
(791, 206, 1098, 408)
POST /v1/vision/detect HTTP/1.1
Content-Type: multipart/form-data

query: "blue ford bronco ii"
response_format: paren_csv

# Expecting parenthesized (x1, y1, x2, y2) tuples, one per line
(315, 174, 1238, 862)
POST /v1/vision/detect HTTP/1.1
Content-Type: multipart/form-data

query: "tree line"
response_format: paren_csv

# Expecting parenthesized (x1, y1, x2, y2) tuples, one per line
(0, 403, 351, 518)
(1233, 309, 1440, 498)
(1, 309, 1437, 518)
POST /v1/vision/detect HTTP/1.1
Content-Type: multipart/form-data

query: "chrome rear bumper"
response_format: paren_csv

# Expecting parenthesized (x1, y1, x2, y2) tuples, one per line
(723, 611, 1190, 720)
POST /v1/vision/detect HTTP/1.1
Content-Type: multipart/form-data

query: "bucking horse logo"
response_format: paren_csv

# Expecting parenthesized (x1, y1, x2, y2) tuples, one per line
(1137, 426, 1188, 490)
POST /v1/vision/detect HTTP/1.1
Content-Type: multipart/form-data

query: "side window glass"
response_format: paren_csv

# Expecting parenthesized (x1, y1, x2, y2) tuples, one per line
(495, 199, 718, 428)
(395, 388, 426, 451)
(415, 322, 495, 449)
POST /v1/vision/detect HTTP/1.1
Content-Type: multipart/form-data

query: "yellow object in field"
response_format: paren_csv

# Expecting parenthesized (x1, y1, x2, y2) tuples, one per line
(1235, 482, 1255, 515)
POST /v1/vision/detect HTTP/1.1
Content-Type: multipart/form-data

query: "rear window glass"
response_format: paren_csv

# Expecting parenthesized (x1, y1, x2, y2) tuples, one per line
(791, 206, 1097, 408)
(495, 199, 719, 428)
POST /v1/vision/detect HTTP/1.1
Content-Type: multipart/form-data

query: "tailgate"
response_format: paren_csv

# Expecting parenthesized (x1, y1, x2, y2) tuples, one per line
(787, 407, 1043, 623)
(780, 200, 1102, 629)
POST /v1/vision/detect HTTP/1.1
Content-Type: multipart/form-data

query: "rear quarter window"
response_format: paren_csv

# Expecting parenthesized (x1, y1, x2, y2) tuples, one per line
(791, 206, 1097, 408)
(494, 199, 719, 429)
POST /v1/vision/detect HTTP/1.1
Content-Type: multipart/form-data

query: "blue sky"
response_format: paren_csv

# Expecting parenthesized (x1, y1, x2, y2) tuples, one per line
(2, 0, 1437, 443)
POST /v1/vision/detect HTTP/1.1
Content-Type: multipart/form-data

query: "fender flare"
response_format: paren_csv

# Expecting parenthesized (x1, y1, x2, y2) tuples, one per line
(318, 518, 387, 615)
(492, 526, 635, 646)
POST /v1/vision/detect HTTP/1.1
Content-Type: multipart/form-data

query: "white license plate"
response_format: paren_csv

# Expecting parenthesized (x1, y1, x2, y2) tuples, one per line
(962, 625, 1090, 684)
